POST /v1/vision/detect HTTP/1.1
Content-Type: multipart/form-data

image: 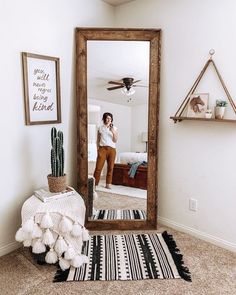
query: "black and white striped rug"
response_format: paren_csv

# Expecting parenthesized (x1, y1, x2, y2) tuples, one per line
(92, 209, 146, 220)
(54, 231, 191, 282)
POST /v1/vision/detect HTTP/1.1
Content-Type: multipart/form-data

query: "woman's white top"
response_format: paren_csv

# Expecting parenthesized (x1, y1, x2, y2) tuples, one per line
(98, 124, 117, 149)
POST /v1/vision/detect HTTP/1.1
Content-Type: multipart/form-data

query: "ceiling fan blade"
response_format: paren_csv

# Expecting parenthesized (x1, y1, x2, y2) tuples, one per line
(133, 84, 148, 88)
(108, 81, 124, 86)
(107, 85, 124, 91)
(132, 79, 141, 84)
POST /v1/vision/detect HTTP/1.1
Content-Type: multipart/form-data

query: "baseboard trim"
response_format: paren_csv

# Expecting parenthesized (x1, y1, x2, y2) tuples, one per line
(0, 241, 21, 257)
(1, 219, 235, 255)
(158, 216, 236, 253)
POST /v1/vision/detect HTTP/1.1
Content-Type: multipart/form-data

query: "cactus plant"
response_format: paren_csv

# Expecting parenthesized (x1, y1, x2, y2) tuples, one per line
(50, 127, 64, 177)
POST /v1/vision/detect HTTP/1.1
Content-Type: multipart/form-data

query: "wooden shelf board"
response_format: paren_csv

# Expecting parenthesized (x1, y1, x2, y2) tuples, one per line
(170, 116, 236, 123)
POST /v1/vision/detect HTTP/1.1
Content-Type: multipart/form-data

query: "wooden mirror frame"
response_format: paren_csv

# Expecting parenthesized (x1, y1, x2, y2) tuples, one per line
(76, 28, 161, 230)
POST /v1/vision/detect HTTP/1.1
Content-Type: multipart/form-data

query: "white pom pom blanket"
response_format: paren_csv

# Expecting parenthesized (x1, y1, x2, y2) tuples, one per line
(16, 191, 89, 269)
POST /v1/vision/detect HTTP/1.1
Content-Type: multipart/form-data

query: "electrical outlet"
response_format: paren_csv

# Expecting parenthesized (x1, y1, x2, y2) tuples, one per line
(189, 198, 198, 212)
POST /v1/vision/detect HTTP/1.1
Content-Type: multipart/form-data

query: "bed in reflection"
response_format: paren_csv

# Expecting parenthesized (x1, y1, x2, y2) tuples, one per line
(118, 152, 147, 164)
(112, 152, 148, 190)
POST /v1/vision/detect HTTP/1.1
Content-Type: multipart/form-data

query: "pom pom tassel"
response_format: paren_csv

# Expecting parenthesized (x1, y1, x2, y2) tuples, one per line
(59, 257, 71, 271)
(81, 254, 89, 264)
(82, 227, 90, 241)
(71, 255, 84, 268)
(71, 222, 82, 237)
(40, 212, 53, 229)
(45, 248, 58, 264)
(32, 239, 46, 254)
(59, 216, 73, 233)
(15, 228, 28, 242)
(31, 224, 43, 239)
(54, 236, 68, 255)
(64, 246, 76, 260)
(23, 239, 32, 247)
(42, 229, 55, 245)
(22, 217, 34, 233)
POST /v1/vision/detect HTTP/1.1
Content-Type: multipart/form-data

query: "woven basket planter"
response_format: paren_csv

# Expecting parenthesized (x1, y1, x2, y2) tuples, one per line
(47, 174, 67, 193)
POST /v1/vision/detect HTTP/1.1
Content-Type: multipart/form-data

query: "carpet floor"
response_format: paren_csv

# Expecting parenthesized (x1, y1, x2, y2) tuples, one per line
(96, 180, 147, 199)
(93, 191, 146, 212)
(0, 226, 236, 294)
(1, 191, 236, 294)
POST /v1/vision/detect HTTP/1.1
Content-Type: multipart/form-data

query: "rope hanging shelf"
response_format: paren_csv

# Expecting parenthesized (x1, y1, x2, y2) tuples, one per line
(170, 49, 236, 123)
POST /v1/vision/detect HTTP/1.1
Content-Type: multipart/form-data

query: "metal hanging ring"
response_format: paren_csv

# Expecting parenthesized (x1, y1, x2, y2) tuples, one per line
(209, 49, 215, 57)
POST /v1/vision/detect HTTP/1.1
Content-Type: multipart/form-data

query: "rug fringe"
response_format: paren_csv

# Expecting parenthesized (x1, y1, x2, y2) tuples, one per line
(53, 267, 70, 283)
(162, 231, 192, 282)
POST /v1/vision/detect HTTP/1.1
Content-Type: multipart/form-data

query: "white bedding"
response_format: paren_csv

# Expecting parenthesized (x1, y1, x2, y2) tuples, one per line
(117, 152, 147, 164)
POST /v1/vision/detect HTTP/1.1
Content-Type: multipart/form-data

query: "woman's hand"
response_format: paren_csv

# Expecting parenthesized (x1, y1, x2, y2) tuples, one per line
(110, 125, 118, 142)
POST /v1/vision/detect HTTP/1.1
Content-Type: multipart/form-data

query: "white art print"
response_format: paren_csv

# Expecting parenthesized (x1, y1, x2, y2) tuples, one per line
(22, 52, 61, 125)
(186, 93, 209, 118)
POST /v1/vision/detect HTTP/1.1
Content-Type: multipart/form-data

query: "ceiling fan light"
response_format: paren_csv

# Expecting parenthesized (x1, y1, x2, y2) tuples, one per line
(121, 87, 135, 96)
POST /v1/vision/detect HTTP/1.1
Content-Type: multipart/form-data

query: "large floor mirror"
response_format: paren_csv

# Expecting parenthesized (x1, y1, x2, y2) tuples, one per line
(76, 28, 161, 230)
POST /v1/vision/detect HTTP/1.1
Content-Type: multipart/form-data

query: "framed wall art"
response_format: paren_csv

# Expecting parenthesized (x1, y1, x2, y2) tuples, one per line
(186, 93, 209, 118)
(22, 52, 61, 125)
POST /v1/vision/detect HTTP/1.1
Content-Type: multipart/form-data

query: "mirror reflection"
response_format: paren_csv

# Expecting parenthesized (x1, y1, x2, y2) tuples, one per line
(87, 41, 149, 220)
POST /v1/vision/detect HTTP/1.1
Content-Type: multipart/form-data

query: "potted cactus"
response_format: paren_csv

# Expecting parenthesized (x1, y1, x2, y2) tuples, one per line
(47, 127, 67, 193)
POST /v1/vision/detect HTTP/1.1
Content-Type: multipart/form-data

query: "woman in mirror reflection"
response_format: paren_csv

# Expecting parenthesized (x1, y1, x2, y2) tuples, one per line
(93, 112, 118, 189)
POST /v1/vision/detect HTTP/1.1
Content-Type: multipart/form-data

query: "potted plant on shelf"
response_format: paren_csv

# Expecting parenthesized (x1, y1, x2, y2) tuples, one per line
(215, 100, 227, 119)
(47, 127, 67, 193)
(205, 109, 213, 119)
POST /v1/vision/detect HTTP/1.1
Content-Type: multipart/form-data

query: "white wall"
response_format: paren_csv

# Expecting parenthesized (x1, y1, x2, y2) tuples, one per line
(0, 0, 114, 256)
(115, 0, 236, 251)
(131, 104, 148, 152)
(2, 0, 236, 256)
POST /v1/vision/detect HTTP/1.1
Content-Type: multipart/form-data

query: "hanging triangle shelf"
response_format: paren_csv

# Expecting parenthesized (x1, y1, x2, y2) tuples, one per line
(170, 49, 236, 123)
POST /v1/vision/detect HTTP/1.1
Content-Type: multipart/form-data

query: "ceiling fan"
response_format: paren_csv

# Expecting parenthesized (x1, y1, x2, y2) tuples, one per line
(107, 77, 145, 91)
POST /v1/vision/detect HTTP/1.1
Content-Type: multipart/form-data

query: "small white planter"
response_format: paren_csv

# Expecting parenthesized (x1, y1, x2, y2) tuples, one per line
(215, 106, 226, 119)
(205, 113, 212, 119)
(205, 110, 212, 119)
